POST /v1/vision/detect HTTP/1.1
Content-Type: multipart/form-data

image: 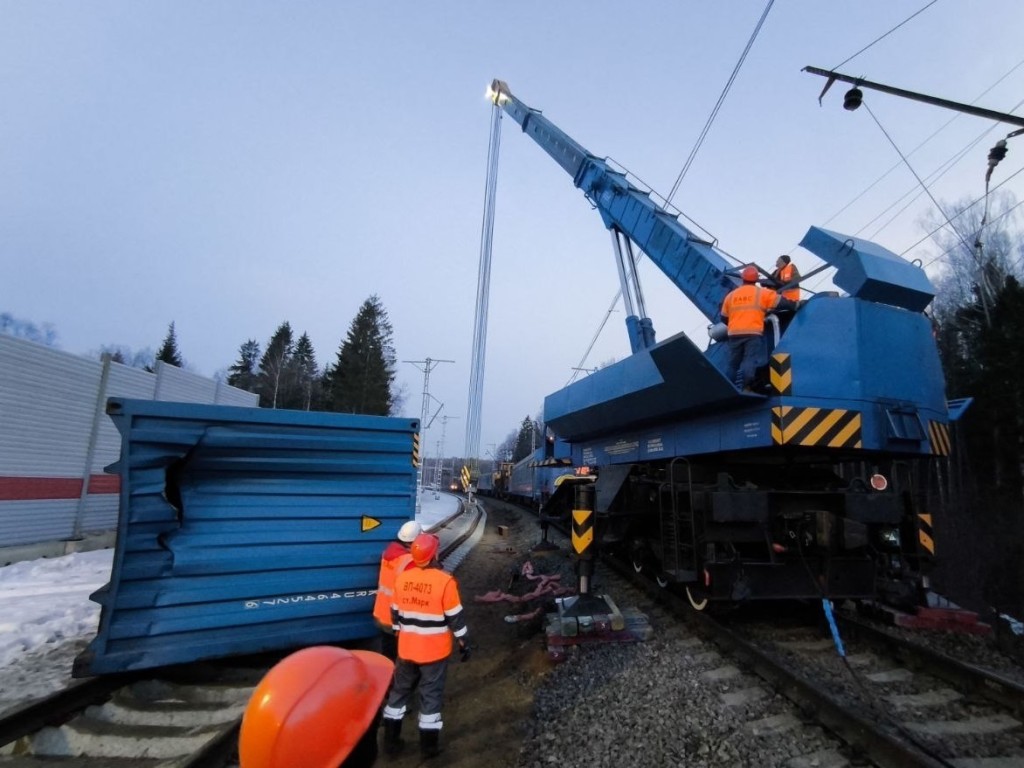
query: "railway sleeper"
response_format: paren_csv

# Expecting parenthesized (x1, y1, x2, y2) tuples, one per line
(27, 714, 229, 759)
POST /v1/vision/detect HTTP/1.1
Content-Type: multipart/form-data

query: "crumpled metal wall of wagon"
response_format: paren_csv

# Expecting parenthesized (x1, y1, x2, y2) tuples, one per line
(74, 398, 418, 676)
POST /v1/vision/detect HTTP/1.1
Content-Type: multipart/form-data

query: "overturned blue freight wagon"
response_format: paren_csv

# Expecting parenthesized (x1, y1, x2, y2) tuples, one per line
(74, 398, 419, 676)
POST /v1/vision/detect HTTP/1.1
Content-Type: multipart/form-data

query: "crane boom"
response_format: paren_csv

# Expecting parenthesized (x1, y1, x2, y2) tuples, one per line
(488, 79, 735, 323)
(488, 79, 945, 452)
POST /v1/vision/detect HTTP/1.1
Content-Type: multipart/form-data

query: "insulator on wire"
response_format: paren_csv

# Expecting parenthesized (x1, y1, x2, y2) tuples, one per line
(988, 140, 1008, 167)
(843, 87, 863, 111)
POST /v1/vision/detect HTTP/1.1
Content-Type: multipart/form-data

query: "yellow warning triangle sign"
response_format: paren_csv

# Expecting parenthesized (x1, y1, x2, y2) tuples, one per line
(361, 516, 382, 533)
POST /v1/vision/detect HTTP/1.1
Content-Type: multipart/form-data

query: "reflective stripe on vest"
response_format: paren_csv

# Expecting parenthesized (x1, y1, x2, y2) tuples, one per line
(394, 566, 466, 663)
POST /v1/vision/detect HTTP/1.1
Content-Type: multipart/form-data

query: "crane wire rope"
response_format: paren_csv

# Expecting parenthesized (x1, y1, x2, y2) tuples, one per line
(566, 3, 775, 385)
(466, 104, 502, 460)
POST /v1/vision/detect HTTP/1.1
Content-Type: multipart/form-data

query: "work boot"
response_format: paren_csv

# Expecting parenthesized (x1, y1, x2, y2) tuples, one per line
(419, 728, 441, 758)
(383, 718, 404, 757)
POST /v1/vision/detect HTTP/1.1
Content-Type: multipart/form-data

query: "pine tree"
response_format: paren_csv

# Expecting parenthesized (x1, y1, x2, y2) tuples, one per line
(513, 415, 540, 462)
(287, 332, 320, 411)
(227, 339, 261, 393)
(324, 295, 397, 415)
(155, 322, 184, 368)
(258, 322, 294, 408)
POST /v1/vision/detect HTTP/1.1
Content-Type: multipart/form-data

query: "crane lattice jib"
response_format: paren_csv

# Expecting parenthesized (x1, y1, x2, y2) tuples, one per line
(490, 80, 735, 322)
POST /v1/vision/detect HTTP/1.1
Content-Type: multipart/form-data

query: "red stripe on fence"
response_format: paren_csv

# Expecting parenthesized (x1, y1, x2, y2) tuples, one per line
(0, 475, 121, 501)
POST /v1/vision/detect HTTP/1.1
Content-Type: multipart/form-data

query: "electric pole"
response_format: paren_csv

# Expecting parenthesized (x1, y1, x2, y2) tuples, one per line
(403, 357, 453, 512)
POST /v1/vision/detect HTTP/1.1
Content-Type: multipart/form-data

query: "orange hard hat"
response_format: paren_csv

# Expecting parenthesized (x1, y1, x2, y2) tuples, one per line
(410, 533, 440, 566)
(239, 646, 394, 768)
(741, 265, 758, 283)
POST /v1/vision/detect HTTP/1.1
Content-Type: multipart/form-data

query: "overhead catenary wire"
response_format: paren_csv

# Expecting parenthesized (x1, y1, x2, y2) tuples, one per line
(795, 13, 1024, 292)
(912, 171, 1024, 267)
(800, 75, 1024, 294)
(567, 3, 776, 383)
(839, 83, 1024, 244)
(831, 0, 940, 71)
(667, 0, 775, 203)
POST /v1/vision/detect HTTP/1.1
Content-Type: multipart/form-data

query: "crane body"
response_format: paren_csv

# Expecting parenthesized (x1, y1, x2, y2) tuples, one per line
(489, 80, 960, 609)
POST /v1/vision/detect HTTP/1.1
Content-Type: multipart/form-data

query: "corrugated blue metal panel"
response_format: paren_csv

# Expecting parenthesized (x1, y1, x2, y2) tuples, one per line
(75, 398, 419, 676)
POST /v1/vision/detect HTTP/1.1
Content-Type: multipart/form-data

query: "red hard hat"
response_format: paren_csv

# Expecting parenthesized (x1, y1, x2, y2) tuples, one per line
(741, 265, 758, 282)
(239, 646, 393, 768)
(410, 533, 440, 566)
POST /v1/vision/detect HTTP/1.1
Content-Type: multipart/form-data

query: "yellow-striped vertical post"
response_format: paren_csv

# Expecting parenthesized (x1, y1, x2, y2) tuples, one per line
(572, 482, 596, 596)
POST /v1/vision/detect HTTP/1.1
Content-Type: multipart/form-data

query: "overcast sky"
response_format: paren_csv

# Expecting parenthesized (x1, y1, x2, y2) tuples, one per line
(3, 1, 1023, 459)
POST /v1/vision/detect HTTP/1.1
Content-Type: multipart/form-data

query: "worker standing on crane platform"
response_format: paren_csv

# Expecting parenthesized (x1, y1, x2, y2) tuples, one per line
(721, 265, 793, 391)
(770, 255, 801, 302)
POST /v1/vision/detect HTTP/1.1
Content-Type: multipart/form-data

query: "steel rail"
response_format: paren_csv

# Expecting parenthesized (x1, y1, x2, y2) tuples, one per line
(838, 613, 1024, 717)
(600, 552, 950, 768)
(0, 675, 129, 749)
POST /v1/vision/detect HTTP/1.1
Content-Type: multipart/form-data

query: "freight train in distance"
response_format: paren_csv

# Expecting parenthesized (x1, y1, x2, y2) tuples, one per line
(484, 80, 968, 613)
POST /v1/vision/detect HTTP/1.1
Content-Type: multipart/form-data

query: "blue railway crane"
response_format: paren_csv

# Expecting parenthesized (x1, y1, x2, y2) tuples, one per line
(487, 79, 961, 611)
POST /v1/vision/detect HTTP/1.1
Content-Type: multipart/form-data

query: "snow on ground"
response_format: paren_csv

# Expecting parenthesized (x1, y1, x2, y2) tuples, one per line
(0, 548, 113, 671)
(0, 492, 461, 715)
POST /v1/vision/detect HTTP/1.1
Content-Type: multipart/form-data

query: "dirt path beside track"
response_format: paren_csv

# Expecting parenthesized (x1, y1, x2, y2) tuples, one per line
(386, 501, 573, 767)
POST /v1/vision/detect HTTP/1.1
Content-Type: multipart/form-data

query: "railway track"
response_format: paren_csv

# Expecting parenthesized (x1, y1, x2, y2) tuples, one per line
(495, 494, 1024, 767)
(601, 541, 1024, 766)
(0, 501, 483, 767)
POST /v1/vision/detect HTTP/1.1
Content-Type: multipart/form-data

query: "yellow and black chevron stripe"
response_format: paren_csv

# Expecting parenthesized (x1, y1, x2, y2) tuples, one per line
(572, 508, 594, 556)
(928, 420, 951, 456)
(412, 433, 421, 468)
(770, 353, 792, 395)
(772, 406, 862, 448)
(917, 512, 935, 556)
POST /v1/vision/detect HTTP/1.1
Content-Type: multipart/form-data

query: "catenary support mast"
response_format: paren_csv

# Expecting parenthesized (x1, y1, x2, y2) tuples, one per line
(404, 357, 452, 512)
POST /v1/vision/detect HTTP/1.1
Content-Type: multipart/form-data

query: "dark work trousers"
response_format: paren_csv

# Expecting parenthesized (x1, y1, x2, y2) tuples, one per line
(382, 657, 449, 730)
(727, 333, 763, 389)
(378, 629, 398, 662)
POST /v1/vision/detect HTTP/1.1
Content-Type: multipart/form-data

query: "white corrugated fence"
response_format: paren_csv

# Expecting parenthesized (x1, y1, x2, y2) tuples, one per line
(0, 334, 258, 552)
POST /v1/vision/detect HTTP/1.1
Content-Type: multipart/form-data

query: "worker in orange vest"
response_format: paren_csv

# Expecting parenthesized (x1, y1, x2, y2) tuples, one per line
(382, 533, 469, 759)
(239, 645, 393, 768)
(770, 254, 801, 302)
(373, 520, 421, 660)
(720, 265, 795, 391)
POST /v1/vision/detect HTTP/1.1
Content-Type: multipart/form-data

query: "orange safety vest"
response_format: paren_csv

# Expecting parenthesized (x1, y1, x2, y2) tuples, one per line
(393, 565, 468, 664)
(720, 284, 781, 336)
(775, 262, 800, 302)
(373, 542, 413, 627)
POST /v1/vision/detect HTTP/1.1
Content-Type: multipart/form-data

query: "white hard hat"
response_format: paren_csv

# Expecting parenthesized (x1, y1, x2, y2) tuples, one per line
(397, 521, 422, 543)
